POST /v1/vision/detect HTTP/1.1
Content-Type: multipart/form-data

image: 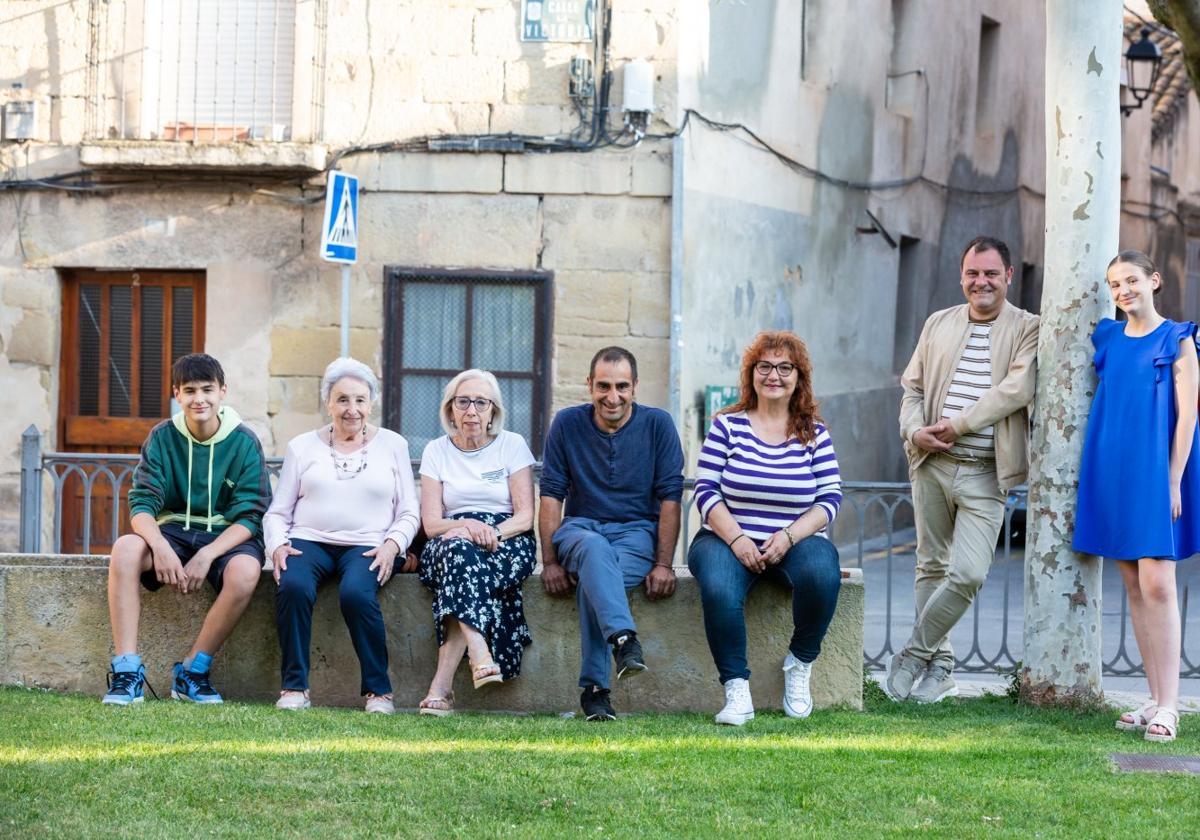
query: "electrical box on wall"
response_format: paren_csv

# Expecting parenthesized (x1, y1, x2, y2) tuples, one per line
(622, 59, 655, 113)
(569, 56, 594, 99)
(3, 85, 39, 141)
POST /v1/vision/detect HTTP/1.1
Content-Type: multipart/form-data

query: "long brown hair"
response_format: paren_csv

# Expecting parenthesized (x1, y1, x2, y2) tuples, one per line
(721, 331, 821, 443)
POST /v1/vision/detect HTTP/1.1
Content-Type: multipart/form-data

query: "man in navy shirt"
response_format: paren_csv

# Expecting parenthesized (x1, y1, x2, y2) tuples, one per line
(539, 346, 685, 721)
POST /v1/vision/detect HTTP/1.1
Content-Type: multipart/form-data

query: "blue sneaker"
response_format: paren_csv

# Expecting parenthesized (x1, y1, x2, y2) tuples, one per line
(102, 666, 146, 705)
(171, 662, 223, 704)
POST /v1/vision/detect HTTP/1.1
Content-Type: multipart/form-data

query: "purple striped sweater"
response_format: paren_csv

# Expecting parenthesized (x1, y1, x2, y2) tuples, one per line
(693, 411, 842, 545)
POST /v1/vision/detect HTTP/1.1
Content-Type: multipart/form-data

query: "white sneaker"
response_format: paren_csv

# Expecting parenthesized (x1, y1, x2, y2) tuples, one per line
(715, 678, 755, 726)
(782, 653, 813, 719)
(276, 690, 311, 710)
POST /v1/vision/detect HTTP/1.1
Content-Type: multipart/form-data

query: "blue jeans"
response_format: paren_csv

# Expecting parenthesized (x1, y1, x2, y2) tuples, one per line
(687, 529, 841, 684)
(275, 539, 392, 696)
(553, 516, 656, 689)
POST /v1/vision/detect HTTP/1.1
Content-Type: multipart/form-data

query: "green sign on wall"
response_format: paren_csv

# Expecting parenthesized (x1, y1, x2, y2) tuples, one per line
(704, 385, 740, 435)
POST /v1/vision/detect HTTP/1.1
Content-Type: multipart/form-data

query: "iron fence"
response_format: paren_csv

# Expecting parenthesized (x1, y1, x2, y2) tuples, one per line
(17, 425, 1197, 678)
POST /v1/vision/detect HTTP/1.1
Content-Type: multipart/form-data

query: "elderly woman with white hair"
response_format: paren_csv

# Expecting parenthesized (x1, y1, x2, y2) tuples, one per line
(264, 357, 420, 714)
(416, 369, 537, 716)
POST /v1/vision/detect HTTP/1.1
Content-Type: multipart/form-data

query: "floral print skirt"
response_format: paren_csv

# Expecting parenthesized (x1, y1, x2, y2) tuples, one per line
(418, 511, 536, 680)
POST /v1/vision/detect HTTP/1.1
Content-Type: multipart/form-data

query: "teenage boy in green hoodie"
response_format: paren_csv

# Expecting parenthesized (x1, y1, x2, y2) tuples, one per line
(103, 353, 270, 705)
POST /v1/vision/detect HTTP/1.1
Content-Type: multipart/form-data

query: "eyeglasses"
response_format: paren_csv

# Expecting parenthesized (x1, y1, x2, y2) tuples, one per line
(754, 361, 796, 377)
(452, 396, 494, 412)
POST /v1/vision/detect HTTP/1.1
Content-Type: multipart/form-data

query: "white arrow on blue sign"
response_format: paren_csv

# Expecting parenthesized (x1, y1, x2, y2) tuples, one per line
(320, 171, 359, 264)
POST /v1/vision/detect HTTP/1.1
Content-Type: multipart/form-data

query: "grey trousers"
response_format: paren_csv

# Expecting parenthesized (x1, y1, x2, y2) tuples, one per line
(905, 454, 1007, 665)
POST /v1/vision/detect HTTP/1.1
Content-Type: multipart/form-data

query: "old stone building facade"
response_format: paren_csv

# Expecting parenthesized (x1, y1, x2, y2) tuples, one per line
(1, 0, 1197, 551)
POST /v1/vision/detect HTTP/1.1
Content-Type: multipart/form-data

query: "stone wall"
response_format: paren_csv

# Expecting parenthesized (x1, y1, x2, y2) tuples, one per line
(0, 554, 865, 713)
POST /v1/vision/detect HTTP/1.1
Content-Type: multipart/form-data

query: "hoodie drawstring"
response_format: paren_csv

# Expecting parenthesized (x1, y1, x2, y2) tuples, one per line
(206, 443, 215, 532)
(184, 438, 193, 531)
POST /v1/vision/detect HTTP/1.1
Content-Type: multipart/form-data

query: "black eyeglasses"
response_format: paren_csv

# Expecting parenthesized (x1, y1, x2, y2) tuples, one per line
(754, 361, 796, 377)
(452, 396, 494, 412)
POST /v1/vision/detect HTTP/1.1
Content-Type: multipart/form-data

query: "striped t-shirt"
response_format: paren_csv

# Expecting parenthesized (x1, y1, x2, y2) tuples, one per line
(693, 411, 842, 546)
(940, 321, 995, 458)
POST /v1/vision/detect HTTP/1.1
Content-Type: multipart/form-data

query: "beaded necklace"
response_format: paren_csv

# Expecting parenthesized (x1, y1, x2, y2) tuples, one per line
(329, 425, 369, 479)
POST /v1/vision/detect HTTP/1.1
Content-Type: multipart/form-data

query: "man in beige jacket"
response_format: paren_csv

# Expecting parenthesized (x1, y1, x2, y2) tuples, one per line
(888, 236, 1039, 703)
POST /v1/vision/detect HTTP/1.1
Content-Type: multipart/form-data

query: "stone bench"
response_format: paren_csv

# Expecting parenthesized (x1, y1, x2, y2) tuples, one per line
(0, 553, 864, 713)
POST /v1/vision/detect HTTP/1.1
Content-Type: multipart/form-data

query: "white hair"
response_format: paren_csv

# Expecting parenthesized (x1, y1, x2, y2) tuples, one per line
(439, 369, 505, 436)
(321, 357, 380, 404)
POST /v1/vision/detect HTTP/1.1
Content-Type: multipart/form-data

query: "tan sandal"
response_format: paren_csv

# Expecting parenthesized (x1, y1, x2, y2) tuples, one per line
(1144, 708, 1179, 743)
(472, 662, 503, 689)
(419, 692, 455, 717)
(1115, 700, 1158, 732)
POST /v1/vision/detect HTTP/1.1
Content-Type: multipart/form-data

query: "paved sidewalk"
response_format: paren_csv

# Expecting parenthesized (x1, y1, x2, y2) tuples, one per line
(869, 673, 1200, 714)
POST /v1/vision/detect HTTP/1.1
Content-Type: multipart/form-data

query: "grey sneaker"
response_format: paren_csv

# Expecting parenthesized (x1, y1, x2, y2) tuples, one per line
(911, 663, 958, 704)
(884, 651, 926, 701)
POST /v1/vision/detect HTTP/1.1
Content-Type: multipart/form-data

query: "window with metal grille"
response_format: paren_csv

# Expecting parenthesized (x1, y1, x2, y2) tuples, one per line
(86, 0, 323, 142)
(383, 268, 553, 457)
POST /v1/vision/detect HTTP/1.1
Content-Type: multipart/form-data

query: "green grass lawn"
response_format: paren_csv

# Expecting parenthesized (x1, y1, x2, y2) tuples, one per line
(1, 685, 1197, 839)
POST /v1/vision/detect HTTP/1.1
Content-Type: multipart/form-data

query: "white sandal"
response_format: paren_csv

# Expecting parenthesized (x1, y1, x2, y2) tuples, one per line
(1115, 700, 1157, 732)
(1144, 708, 1179, 743)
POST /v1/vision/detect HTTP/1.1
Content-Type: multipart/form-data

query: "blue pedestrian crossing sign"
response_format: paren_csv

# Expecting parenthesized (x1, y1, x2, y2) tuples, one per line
(320, 171, 359, 264)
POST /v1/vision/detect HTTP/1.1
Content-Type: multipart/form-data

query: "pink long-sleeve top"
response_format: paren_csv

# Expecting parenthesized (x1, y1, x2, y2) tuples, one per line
(263, 428, 421, 559)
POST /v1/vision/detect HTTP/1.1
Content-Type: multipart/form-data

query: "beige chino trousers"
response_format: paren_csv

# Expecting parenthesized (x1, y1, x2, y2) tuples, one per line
(905, 453, 1007, 665)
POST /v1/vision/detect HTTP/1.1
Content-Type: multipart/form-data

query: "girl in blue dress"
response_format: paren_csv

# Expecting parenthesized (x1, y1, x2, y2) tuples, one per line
(1073, 250, 1200, 744)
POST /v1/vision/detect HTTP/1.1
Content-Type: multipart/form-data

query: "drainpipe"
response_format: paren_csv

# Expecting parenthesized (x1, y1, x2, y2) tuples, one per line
(668, 131, 685, 430)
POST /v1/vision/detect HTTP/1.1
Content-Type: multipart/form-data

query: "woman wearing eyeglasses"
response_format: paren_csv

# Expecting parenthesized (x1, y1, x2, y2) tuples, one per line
(688, 331, 843, 726)
(265, 357, 421, 714)
(415, 369, 538, 716)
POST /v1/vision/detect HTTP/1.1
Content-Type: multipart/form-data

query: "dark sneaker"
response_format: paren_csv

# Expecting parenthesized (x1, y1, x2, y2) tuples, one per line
(102, 666, 146, 705)
(612, 631, 647, 680)
(581, 686, 616, 721)
(171, 662, 223, 704)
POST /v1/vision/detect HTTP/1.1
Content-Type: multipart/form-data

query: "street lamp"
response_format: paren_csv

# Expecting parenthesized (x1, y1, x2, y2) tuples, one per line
(1121, 27, 1163, 116)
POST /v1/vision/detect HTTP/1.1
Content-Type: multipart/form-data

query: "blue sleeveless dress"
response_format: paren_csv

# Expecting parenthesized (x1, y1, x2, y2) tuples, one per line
(1073, 318, 1200, 561)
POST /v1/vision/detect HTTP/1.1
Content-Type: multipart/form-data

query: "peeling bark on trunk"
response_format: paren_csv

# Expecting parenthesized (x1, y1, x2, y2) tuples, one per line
(1021, 0, 1122, 708)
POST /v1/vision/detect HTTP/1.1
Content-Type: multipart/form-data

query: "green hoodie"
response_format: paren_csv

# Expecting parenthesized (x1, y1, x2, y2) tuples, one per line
(128, 406, 270, 537)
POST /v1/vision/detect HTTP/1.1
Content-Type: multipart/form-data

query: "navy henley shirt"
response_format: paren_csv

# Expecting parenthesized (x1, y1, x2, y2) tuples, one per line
(539, 402, 685, 524)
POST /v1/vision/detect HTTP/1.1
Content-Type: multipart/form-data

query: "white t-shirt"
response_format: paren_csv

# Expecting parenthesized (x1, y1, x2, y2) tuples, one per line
(419, 430, 536, 516)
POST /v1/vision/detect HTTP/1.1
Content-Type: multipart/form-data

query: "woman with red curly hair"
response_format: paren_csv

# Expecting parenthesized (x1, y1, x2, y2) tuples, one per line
(688, 331, 843, 726)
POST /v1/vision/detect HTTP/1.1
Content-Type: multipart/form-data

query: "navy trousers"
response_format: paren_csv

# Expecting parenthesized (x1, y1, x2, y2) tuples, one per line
(275, 539, 391, 696)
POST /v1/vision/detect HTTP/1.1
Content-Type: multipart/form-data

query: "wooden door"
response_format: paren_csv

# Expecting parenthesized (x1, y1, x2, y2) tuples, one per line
(58, 270, 205, 553)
